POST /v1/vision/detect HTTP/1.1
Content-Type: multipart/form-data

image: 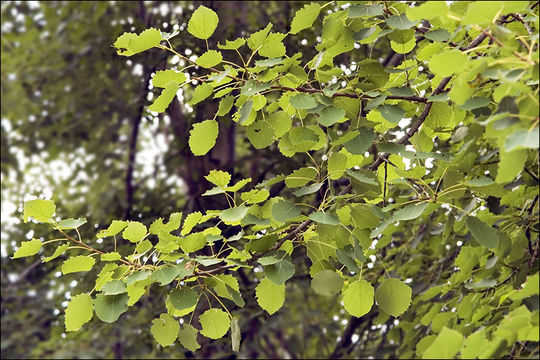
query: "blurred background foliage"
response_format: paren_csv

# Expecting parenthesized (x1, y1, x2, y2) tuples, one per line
(1, 1, 353, 358)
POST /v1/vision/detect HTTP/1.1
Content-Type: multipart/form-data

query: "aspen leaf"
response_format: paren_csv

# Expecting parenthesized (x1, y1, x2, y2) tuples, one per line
(65, 294, 93, 332)
(189, 120, 219, 156)
(188, 5, 219, 39)
(199, 309, 231, 339)
(256, 277, 285, 315)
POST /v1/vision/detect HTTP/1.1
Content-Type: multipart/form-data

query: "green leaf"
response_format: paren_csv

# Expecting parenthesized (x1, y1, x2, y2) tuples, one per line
(57, 218, 87, 229)
(43, 243, 69, 262)
(317, 106, 346, 126)
(272, 200, 301, 222)
(113, 28, 161, 56)
(378, 104, 405, 123)
(218, 38, 245, 50)
(290, 3, 321, 34)
(205, 170, 231, 187)
(178, 324, 201, 352)
(199, 308, 231, 339)
(265, 259, 295, 285)
(343, 128, 376, 155)
(149, 81, 180, 113)
(406, 2, 448, 20)
(126, 283, 145, 307)
(181, 211, 203, 236)
(97, 220, 128, 238)
(225, 178, 252, 192)
(496, 149, 527, 183)
(152, 70, 187, 88)
(125, 270, 151, 285)
(189, 119, 219, 156)
(289, 93, 318, 109)
(122, 221, 147, 243)
(95, 264, 118, 291)
(256, 277, 285, 315)
(259, 35, 286, 58)
(151, 313, 179, 347)
(428, 50, 468, 77)
(392, 203, 428, 221)
(23, 199, 55, 223)
(181, 232, 208, 253)
(424, 29, 451, 42)
(247, 121, 275, 149)
(424, 102, 453, 129)
(93, 293, 128, 323)
(237, 100, 254, 125)
(150, 266, 179, 286)
(348, 4, 383, 17)
(386, 14, 419, 30)
(241, 189, 270, 204)
(390, 38, 416, 54)
(65, 294, 93, 332)
(462, 1, 504, 25)
(134, 240, 152, 258)
(293, 183, 323, 197)
(252, 94, 267, 111)
(422, 327, 464, 359)
(187, 5, 219, 39)
(217, 95, 234, 115)
(347, 169, 379, 186)
(195, 50, 222, 68)
(465, 216, 499, 249)
(336, 249, 360, 273)
(285, 167, 318, 188)
(289, 127, 319, 152)
(12, 238, 41, 259)
(170, 288, 198, 311)
(459, 96, 490, 111)
(311, 270, 344, 296)
(61, 256, 96, 274)
(328, 152, 347, 180)
(309, 211, 340, 225)
(189, 83, 213, 105)
(100, 252, 121, 262)
(255, 57, 283, 67)
(375, 278, 412, 317)
(505, 128, 539, 151)
(343, 279, 374, 317)
(231, 317, 241, 352)
(220, 206, 249, 224)
(354, 27, 377, 41)
(247, 23, 273, 50)
(241, 80, 271, 97)
(460, 330, 488, 359)
(101, 280, 127, 295)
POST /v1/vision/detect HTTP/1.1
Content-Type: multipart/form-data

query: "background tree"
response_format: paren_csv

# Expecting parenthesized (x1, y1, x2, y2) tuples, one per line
(2, 1, 539, 359)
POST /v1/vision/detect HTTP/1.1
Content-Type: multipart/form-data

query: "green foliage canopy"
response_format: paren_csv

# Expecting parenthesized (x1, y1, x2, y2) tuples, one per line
(5, 1, 540, 358)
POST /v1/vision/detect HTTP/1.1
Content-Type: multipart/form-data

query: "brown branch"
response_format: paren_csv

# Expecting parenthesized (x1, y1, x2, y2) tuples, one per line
(525, 167, 540, 183)
(368, 76, 451, 171)
(278, 85, 428, 102)
(481, 29, 534, 64)
(329, 316, 363, 358)
(511, 13, 534, 35)
(364, 19, 509, 173)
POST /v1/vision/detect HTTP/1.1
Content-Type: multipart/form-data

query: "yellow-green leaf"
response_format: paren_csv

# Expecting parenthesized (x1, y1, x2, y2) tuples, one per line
(189, 119, 219, 156)
(187, 5, 219, 40)
(61, 255, 96, 275)
(199, 308, 231, 339)
(23, 199, 55, 223)
(65, 294, 93, 331)
(12, 238, 42, 259)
